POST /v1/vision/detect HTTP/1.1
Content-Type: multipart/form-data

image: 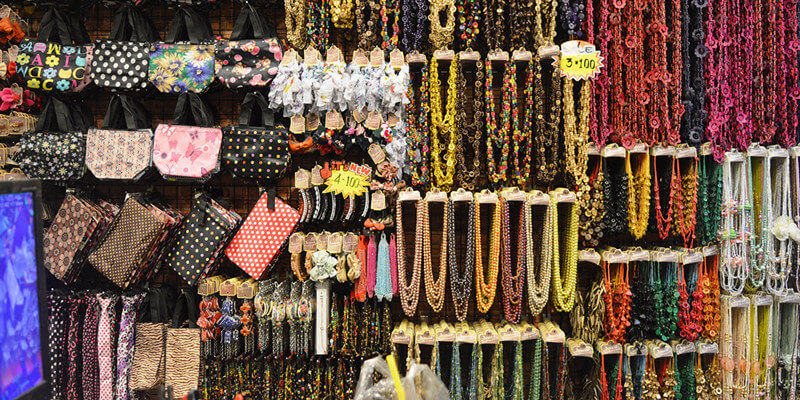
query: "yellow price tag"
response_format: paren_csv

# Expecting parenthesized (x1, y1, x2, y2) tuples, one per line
(323, 163, 371, 198)
(556, 40, 604, 81)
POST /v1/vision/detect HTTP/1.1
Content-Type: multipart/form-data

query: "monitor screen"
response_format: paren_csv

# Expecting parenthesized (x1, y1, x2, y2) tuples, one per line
(0, 191, 44, 400)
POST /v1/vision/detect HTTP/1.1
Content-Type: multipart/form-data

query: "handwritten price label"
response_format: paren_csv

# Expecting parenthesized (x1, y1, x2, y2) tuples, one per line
(323, 162, 371, 198)
(555, 40, 604, 81)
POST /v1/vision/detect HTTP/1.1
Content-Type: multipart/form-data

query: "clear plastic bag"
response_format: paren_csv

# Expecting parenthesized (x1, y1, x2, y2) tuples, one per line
(354, 356, 449, 400)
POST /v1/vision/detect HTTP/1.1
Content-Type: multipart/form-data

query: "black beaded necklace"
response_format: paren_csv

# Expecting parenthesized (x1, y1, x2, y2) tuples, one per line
(603, 157, 628, 237)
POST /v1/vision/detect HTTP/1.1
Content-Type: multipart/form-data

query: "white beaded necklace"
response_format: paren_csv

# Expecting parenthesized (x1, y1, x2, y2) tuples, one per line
(720, 151, 748, 295)
(766, 148, 793, 295)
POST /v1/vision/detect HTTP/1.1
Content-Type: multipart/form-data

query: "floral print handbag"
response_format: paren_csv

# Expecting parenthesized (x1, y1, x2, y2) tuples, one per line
(214, 4, 282, 90)
(149, 7, 215, 94)
(18, 97, 88, 181)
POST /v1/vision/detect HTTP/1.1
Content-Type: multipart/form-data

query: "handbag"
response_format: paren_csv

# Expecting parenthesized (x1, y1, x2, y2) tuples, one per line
(165, 193, 241, 285)
(214, 4, 282, 90)
(86, 95, 153, 180)
(222, 92, 290, 185)
(153, 93, 222, 182)
(165, 289, 202, 400)
(16, 8, 91, 92)
(149, 7, 215, 94)
(90, 6, 160, 92)
(225, 192, 300, 280)
(17, 97, 90, 181)
(130, 287, 175, 391)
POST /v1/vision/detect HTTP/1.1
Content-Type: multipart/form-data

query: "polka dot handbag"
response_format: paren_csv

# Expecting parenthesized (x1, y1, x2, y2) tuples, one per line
(225, 193, 300, 280)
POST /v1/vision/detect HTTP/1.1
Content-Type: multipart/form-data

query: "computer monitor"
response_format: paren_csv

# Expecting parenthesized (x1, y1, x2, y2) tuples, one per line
(0, 180, 49, 400)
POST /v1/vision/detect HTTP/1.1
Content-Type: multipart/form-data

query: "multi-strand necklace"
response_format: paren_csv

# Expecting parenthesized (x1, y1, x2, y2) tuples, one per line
(550, 195, 579, 312)
(379, 0, 401, 50)
(680, 0, 706, 146)
(580, 155, 605, 247)
(720, 151, 749, 295)
(570, 272, 604, 343)
(405, 61, 430, 187)
(695, 352, 722, 400)
(700, 252, 721, 342)
(428, 0, 456, 50)
(455, 0, 481, 50)
(764, 150, 793, 295)
(563, 79, 592, 197)
(775, 299, 799, 400)
(749, 296, 774, 398)
(534, 0, 561, 185)
(626, 151, 651, 240)
(697, 152, 722, 246)
(428, 56, 459, 191)
(421, 198, 447, 313)
(354, 0, 381, 48)
(448, 198, 474, 322)
(455, 55, 484, 190)
(527, 195, 552, 316)
(749, 149, 768, 290)
(720, 295, 751, 399)
(396, 199, 423, 316)
(475, 198, 502, 314)
(603, 157, 628, 237)
(672, 154, 699, 248)
(652, 152, 676, 240)
(401, 0, 427, 51)
(284, 0, 308, 49)
(603, 259, 631, 343)
(501, 197, 526, 323)
(485, 59, 513, 185)
(512, 58, 537, 187)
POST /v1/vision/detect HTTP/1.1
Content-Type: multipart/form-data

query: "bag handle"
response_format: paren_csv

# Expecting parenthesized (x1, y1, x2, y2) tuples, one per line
(102, 95, 151, 131)
(165, 6, 214, 44)
(37, 8, 74, 45)
(171, 288, 199, 329)
(109, 6, 160, 42)
(229, 4, 273, 40)
(69, 100, 94, 133)
(172, 92, 216, 127)
(35, 97, 76, 133)
(238, 92, 275, 127)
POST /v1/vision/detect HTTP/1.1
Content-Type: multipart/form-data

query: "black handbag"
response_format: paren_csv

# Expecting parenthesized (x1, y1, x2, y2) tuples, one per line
(17, 8, 91, 93)
(214, 4, 282, 90)
(222, 92, 291, 184)
(18, 97, 91, 181)
(90, 6, 160, 92)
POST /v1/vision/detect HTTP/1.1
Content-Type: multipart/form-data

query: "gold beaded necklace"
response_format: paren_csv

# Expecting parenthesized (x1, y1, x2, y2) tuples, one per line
(284, 0, 308, 49)
(549, 191, 579, 312)
(428, 0, 456, 50)
(429, 56, 459, 191)
(396, 199, 424, 317)
(626, 151, 651, 240)
(475, 198, 502, 314)
(330, 0, 355, 28)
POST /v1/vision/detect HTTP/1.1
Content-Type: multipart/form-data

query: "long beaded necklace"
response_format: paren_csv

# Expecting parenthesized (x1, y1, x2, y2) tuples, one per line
(456, 56, 484, 190)
(483, 0, 507, 50)
(654, 260, 680, 342)
(512, 58, 537, 187)
(534, 0, 561, 185)
(501, 198, 526, 324)
(570, 276, 605, 343)
(448, 199, 474, 322)
(626, 152, 651, 241)
(401, 0, 427, 51)
(429, 56, 459, 191)
(580, 155, 606, 247)
(563, 79, 592, 196)
(405, 62, 431, 187)
(700, 252, 721, 341)
(624, 350, 647, 400)
(750, 297, 775, 398)
(285, 0, 308, 49)
(551, 195, 579, 312)
(355, 0, 382, 48)
(765, 151, 793, 295)
(652, 153, 676, 240)
(697, 153, 722, 246)
(475, 198, 502, 314)
(485, 59, 513, 185)
(672, 155, 699, 248)
(695, 352, 722, 400)
(720, 295, 751, 399)
(603, 259, 631, 343)
(603, 157, 628, 237)
(528, 339, 543, 400)
(379, 0, 401, 50)
(750, 149, 767, 292)
(527, 196, 552, 316)
(428, 0, 456, 49)
(677, 259, 703, 341)
(421, 198, 448, 313)
(306, 0, 330, 54)
(775, 300, 798, 400)
(456, 0, 481, 50)
(720, 151, 749, 296)
(680, 0, 706, 146)
(396, 199, 423, 316)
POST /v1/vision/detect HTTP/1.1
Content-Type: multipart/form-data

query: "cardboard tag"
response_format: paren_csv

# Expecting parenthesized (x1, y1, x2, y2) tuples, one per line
(295, 169, 311, 189)
(498, 325, 521, 342)
(436, 325, 456, 342)
(676, 145, 698, 159)
(433, 49, 455, 61)
(368, 143, 387, 164)
(370, 48, 384, 67)
(726, 150, 745, 163)
(512, 48, 533, 61)
(538, 44, 560, 59)
(386, 113, 400, 127)
(343, 233, 359, 253)
(289, 233, 305, 254)
(567, 339, 593, 358)
(459, 49, 480, 61)
(650, 342, 673, 359)
(602, 143, 626, 158)
(476, 190, 499, 204)
(587, 142, 600, 156)
(290, 115, 306, 134)
(316, 232, 329, 251)
(626, 343, 648, 357)
(579, 249, 601, 265)
(306, 114, 320, 131)
(479, 330, 499, 345)
(597, 340, 622, 355)
(311, 165, 324, 186)
(282, 48, 298, 66)
(602, 249, 627, 264)
(674, 342, 695, 355)
(626, 248, 650, 262)
(353, 49, 369, 67)
(768, 145, 790, 159)
(389, 48, 405, 68)
(304, 233, 318, 252)
(450, 188, 474, 202)
(416, 329, 436, 345)
(364, 111, 383, 130)
(220, 281, 238, 297)
(779, 292, 800, 304)
(371, 191, 387, 211)
(304, 47, 320, 66)
(327, 232, 343, 253)
(487, 50, 510, 61)
(456, 330, 477, 343)
(237, 280, 256, 299)
(519, 324, 540, 341)
(528, 190, 550, 205)
(703, 245, 719, 257)
(748, 143, 768, 157)
(729, 295, 750, 308)
(651, 144, 674, 157)
(325, 110, 345, 130)
(425, 190, 449, 202)
(697, 341, 719, 354)
(352, 107, 367, 123)
(406, 51, 427, 64)
(552, 188, 577, 203)
(398, 188, 422, 202)
(326, 46, 343, 63)
(630, 141, 649, 154)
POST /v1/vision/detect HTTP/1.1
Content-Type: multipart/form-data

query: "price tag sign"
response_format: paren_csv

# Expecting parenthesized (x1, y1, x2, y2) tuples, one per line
(323, 162, 372, 198)
(556, 40, 604, 81)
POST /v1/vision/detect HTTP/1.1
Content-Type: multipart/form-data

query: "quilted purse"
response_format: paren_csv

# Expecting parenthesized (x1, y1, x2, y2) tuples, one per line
(17, 8, 91, 93)
(165, 193, 241, 285)
(214, 4, 282, 90)
(90, 6, 160, 92)
(149, 7, 215, 94)
(17, 97, 90, 181)
(225, 192, 300, 280)
(86, 95, 153, 180)
(153, 93, 222, 182)
(222, 92, 291, 184)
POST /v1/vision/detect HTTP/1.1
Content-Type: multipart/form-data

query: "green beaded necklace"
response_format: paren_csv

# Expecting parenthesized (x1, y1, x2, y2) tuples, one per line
(529, 339, 543, 400)
(674, 353, 696, 400)
(469, 343, 482, 400)
(697, 155, 722, 245)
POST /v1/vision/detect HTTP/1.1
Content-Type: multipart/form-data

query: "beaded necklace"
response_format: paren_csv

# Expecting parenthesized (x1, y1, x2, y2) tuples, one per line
(749, 151, 769, 291)
(765, 152, 793, 295)
(680, 0, 706, 146)
(695, 352, 722, 400)
(696, 154, 722, 246)
(775, 300, 798, 400)
(527, 196, 552, 317)
(580, 156, 606, 247)
(429, 56, 459, 191)
(652, 154, 676, 240)
(448, 199, 474, 322)
(396, 199, 423, 316)
(401, 0, 427, 51)
(655, 261, 680, 342)
(405, 62, 431, 187)
(485, 60, 513, 185)
(475, 199, 502, 314)
(603, 157, 628, 237)
(677, 260, 702, 341)
(428, 0, 456, 50)
(565, 354, 602, 400)
(563, 79, 592, 195)
(534, 0, 561, 185)
(570, 276, 605, 344)
(672, 156, 699, 248)
(501, 199, 526, 324)
(624, 350, 647, 400)
(483, 0, 507, 50)
(550, 196, 579, 313)
(456, 0, 481, 50)
(284, 0, 308, 49)
(489, 342, 504, 398)
(720, 152, 749, 295)
(626, 152, 651, 241)
(422, 198, 447, 313)
(750, 297, 775, 398)
(720, 295, 751, 398)
(456, 57, 484, 190)
(699, 253, 721, 341)
(380, 0, 401, 50)
(306, 0, 330, 54)
(512, 59, 537, 187)
(468, 342, 482, 400)
(355, 0, 382, 48)
(603, 260, 631, 343)
(449, 342, 463, 400)
(528, 339, 543, 400)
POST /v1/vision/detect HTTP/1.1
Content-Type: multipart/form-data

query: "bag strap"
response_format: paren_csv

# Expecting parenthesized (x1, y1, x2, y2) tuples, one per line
(37, 8, 74, 45)
(171, 288, 199, 329)
(35, 97, 76, 133)
(65, 11, 91, 45)
(238, 92, 275, 127)
(109, 6, 160, 42)
(172, 92, 216, 127)
(102, 95, 151, 130)
(229, 4, 270, 40)
(69, 100, 94, 133)
(165, 6, 214, 44)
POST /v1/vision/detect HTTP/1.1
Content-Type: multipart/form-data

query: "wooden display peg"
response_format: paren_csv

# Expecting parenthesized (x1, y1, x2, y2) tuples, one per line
(512, 48, 533, 62)
(528, 190, 550, 205)
(353, 49, 369, 67)
(578, 249, 601, 266)
(567, 338, 593, 358)
(747, 142, 768, 158)
(295, 168, 311, 189)
(405, 51, 427, 64)
(596, 340, 623, 355)
(237, 279, 257, 299)
(450, 187, 474, 202)
(398, 187, 422, 202)
(476, 189, 499, 204)
(281, 48, 299, 66)
(459, 49, 481, 62)
(433, 48, 455, 61)
(326, 45, 343, 63)
(487, 49, 510, 62)
(625, 342, 648, 358)
(304, 46, 321, 66)
(425, 188, 448, 202)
